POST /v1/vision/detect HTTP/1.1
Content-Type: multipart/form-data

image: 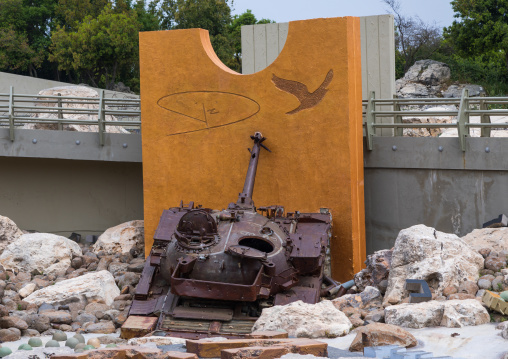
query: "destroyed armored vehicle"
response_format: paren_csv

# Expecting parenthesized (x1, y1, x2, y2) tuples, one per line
(122, 132, 338, 339)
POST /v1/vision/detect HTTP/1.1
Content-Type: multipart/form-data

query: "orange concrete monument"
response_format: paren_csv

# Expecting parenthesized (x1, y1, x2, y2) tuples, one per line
(139, 17, 365, 280)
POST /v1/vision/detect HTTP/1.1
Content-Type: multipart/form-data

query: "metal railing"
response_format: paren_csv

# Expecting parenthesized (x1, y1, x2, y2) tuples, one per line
(0, 86, 141, 146)
(362, 89, 508, 151)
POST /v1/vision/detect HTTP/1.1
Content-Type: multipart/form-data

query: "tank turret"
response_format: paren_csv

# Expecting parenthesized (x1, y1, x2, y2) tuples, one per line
(122, 132, 334, 339)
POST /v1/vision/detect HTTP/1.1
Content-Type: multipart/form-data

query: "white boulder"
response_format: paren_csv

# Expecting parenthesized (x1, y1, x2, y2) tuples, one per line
(24, 270, 119, 306)
(0, 215, 23, 255)
(24, 86, 128, 133)
(252, 300, 352, 338)
(383, 225, 484, 305)
(92, 220, 144, 255)
(461, 227, 508, 253)
(0, 233, 82, 276)
(18, 283, 36, 298)
(385, 299, 489, 329)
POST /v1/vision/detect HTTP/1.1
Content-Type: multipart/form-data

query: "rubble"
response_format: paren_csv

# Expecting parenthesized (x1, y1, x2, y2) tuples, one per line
(252, 300, 352, 338)
(354, 249, 392, 292)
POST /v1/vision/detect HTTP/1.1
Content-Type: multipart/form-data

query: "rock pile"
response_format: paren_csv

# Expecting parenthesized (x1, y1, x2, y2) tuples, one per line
(396, 60, 485, 99)
(0, 215, 144, 343)
(393, 59, 495, 138)
(396, 60, 451, 98)
(252, 223, 505, 347)
(2, 211, 508, 355)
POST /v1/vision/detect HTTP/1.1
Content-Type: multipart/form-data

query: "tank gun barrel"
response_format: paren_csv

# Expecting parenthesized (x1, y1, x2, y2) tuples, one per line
(237, 132, 270, 207)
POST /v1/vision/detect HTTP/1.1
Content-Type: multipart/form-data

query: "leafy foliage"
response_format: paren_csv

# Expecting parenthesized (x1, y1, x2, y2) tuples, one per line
(445, 0, 508, 70)
(0, 0, 274, 92)
(49, 6, 140, 89)
(0, 26, 43, 75)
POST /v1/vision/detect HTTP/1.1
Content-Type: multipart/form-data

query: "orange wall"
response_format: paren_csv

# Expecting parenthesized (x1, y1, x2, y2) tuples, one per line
(140, 17, 365, 281)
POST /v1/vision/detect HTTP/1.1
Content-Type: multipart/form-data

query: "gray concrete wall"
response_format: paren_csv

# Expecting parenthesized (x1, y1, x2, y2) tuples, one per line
(364, 137, 508, 253)
(0, 157, 143, 238)
(0, 129, 141, 162)
(0, 71, 139, 99)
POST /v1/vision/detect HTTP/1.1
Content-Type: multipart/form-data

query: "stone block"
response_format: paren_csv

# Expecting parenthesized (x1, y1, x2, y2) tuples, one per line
(185, 338, 327, 359)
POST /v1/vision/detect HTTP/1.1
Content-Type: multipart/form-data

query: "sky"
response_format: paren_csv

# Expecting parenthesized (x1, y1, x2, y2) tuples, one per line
(230, 0, 457, 28)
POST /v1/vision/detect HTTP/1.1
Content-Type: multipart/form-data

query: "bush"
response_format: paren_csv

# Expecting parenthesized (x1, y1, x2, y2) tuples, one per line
(430, 51, 508, 96)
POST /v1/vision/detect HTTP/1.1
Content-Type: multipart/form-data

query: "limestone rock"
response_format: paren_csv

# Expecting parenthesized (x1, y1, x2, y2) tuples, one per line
(442, 84, 485, 98)
(401, 60, 450, 86)
(0, 328, 21, 342)
(461, 227, 508, 252)
(127, 336, 186, 346)
(0, 233, 82, 276)
(75, 313, 97, 324)
(0, 215, 23, 255)
(383, 225, 484, 305)
(85, 302, 110, 316)
(0, 316, 28, 330)
(23, 314, 50, 333)
(252, 300, 352, 338)
(24, 86, 128, 133)
(385, 299, 489, 328)
(19, 283, 36, 298)
(448, 293, 475, 300)
(39, 310, 72, 324)
(92, 220, 144, 255)
(83, 321, 116, 334)
(354, 250, 392, 292)
(116, 272, 140, 288)
(502, 324, 508, 339)
(396, 60, 450, 98)
(24, 270, 120, 306)
(485, 256, 507, 272)
(108, 262, 129, 276)
(458, 281, 479, 296)
(349, 323, 417, 352)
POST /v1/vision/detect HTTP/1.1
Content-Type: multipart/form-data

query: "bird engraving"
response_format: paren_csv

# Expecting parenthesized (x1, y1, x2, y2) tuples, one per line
(271, 69, 334, 115)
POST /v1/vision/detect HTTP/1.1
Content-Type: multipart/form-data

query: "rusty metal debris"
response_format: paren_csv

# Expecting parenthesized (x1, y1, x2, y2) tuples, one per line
(122, 132, 338, 339)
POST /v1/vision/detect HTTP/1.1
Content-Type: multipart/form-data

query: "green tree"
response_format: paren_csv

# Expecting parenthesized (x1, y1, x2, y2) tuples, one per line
(156, 0, 237, 70)
(134, 0, 160, 31)
(0, 26, 43, 75)
(49, 6, 140, 89)
(445, 0, 508, 71)
(0, 0, 58, 76)
(226, 10, 273, 71)
(55, 0, 108, 30)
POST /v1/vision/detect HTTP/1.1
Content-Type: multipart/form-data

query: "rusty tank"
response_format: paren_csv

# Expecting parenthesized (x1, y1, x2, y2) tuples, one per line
(122, 132, 341, 339)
